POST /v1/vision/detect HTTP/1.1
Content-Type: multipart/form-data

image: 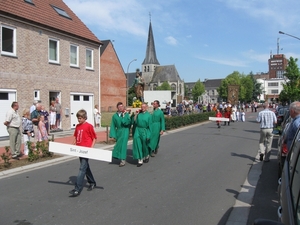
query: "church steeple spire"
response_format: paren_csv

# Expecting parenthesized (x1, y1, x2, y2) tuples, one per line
(142, 20, 160, 65)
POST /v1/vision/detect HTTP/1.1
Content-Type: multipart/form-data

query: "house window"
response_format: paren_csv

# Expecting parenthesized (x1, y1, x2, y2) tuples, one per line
(49, 39, 59, 63)
(73, 95, 80, 101)
(268, 82, 279, 87)
(34, 90, 40, 101)
(51, 5, 71, 19)
(1, 25, 16, 56)
(83, 95, 89, 101)
(271, 89, 278, 94)
(0, 92, 9, 100)
(86, 49, 93, 69)
(171, 84, 176, 91)
(70, 44, 79, 67)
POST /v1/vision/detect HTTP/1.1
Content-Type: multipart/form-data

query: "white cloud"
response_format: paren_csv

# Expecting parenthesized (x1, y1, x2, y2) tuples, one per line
(64, 0, 150, 37)
(220, 0, 300, 30)
(164, 36, 178, 45)
(196, 56, 248, 67)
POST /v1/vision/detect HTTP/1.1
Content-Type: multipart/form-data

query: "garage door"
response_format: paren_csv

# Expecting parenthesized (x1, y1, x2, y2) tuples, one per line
(0, 90, 16, 137)
(70, 94, 94, 129)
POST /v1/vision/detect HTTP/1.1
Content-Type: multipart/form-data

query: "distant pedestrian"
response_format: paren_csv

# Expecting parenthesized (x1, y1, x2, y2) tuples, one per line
(286, 101, 300, 151)
(69, 109, 97, 197)
(41, 105, 49, 135)
(241, 110, 245, 122)
(4, 102, 21, 159)
(256, 103, 277, 162)
(109, 102, 132, 167)
(216, 109, 222, 128)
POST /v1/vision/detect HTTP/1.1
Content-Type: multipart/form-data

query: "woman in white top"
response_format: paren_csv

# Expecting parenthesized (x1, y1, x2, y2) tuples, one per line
(94, 105, 101, 128)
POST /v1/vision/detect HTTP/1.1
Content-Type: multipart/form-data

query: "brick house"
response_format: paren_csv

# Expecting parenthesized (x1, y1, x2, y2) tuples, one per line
(100, 40, 126, 112)
(0, 0, 102, 137)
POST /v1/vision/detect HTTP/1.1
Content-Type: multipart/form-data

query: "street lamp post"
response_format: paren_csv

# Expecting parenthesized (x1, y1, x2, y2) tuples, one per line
(126, 59, 137, 107)
(279, 31, 300, 41)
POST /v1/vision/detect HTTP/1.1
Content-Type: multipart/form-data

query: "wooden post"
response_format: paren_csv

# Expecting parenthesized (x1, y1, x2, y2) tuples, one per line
(106, 125, 109, 143)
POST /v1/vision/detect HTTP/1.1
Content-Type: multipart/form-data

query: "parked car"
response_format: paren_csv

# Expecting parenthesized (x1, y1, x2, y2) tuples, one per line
(277, 118, 291, 178)
(276, 107, 289, 126)
(254, 126, 300, 225)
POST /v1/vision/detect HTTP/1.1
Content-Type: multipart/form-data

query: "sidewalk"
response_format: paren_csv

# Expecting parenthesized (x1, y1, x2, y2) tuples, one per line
(0, 126, 111, 163)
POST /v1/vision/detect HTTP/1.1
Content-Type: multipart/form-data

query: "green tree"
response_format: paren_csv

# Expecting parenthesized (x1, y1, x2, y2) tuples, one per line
(249, 72, 263, 101)
(280, 57, 300, 103)
(156, 81, 171, 90)
(217, 71, 241, 101)
(191, 79, 205, 102)
(240, 75, 253, 102)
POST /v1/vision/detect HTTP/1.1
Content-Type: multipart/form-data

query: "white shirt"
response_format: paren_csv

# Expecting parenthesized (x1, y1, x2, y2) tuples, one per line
(5, 108, 21, 128)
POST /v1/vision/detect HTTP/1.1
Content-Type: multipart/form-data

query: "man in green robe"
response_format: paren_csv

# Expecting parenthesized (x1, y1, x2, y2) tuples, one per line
(132, 103, 152, 167)
(149, 100, 165, 157)
(109, 102, 132, 167)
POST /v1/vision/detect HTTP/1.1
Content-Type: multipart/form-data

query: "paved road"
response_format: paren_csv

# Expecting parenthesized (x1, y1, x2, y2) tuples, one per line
(0, 113, 279, 225)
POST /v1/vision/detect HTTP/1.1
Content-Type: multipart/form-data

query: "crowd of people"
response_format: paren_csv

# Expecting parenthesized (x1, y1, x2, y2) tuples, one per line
(3, 98, 62, 159)
(109, 100, 165, 167)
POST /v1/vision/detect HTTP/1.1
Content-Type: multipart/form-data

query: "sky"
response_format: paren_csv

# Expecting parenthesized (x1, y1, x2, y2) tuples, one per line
(64, 0, 300, 82)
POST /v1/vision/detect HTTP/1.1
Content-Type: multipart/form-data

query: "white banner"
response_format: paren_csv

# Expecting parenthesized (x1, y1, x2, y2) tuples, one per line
(209, 117, 229, 122)
(49, 142, 112, 162)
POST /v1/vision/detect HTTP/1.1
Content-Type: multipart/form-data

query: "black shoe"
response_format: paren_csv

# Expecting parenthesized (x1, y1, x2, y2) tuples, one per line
(143, 158, 149, 163)
(154, 149, 158, 154)
(259, 154, 264, 161)
(12, 156, 20, 160)
(218, 126, 220, 128)
(137, 163, 143, 167)
(69, 189, 80, 197)
(87, 183, 96, 191)
(150, 152, 155, 157)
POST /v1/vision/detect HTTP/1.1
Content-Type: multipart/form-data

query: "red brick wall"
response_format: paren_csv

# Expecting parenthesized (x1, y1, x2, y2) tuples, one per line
(100, 42, 126, 112)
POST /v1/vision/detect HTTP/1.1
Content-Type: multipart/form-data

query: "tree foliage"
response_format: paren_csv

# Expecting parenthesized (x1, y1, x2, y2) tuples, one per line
(156, 81, 171, 90)
(191, 79, 205, 102)
(279, 57, 300, 103)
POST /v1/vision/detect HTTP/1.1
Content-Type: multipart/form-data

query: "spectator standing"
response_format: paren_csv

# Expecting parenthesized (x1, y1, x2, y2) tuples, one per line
(49, 101, 56, 131)
(22, 109, 34, 155)
(37, 115, 48, 142)
(166, 102, 171, 117)
(286, 101, 300, 151)
(132, 103, 152, 167)
(149, 100, 165, 157)
(109, 102, 132, 167)
(94, 105, 101, 128)
(30, 100, 38, 114)
(41, 105, 49, 135)
(4, 101, 22, 159)
(55, 98, 62, 129)
(256, 102, 277, 162)
(69, 109, 97, 197)
(31, 103, 42, 142)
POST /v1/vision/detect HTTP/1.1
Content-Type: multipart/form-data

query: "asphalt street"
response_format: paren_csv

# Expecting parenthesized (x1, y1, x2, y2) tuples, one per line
(0, 113, 279, 225)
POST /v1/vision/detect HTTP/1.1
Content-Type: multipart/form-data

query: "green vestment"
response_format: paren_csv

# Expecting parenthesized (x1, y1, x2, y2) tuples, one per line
(132, 111, 152, 159)
(149, 108, 165, 151)
(109, 112, 131, 160)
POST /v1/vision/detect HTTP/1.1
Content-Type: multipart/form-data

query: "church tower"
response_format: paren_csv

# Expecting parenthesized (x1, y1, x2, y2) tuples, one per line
(142, 20, 160, 87)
